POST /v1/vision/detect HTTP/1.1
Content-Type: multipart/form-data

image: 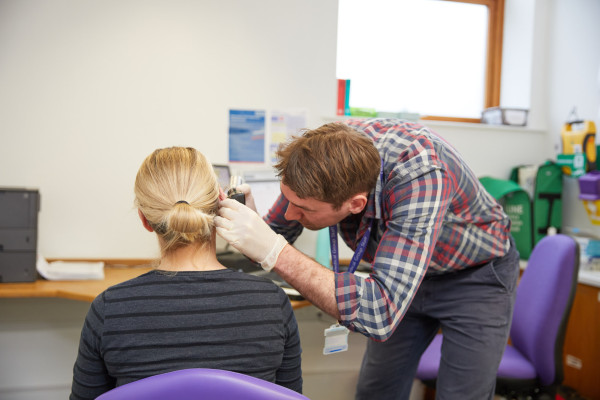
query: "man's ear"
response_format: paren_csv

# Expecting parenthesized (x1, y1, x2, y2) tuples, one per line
(346, 193, 368, 214)
(138, 209, 154, 232)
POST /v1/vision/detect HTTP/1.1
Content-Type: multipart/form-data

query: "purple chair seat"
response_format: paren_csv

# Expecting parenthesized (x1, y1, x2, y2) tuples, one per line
(415, 334, 442, 381)
(497, 345, 537, 380)
(417, 335, 538, 382)
(96, 368, 309, 400)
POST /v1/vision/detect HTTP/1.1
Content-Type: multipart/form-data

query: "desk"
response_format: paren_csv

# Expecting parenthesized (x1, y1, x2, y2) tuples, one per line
(0, 260, 311, 309)
(0, 265, 152, 302)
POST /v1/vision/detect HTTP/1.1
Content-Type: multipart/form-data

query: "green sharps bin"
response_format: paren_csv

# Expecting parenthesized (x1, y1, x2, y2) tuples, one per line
(510, 163, 563, 249)
(479, 176, 533, 259)
(480, 162, 563, 260)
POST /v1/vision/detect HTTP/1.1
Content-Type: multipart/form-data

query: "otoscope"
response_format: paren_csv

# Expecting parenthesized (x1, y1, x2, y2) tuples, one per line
(227, 175, 246, 205)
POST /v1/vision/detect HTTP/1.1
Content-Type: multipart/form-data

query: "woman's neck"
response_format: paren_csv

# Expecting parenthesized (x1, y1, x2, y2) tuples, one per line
(157, 244, 226, 272)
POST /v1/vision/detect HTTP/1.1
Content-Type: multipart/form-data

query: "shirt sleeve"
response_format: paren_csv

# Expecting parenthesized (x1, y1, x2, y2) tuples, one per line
(263, 194, 304, 244)
(336, 165, 455, 341)
(275, 289, 303, 393)
(70, 293, 115, 400)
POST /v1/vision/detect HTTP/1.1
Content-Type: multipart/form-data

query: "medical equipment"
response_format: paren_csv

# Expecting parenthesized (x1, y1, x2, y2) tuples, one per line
(227, 175, 246, 204)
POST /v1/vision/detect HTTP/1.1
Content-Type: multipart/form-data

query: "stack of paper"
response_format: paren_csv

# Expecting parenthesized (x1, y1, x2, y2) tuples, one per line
(37, 256, 105, 280)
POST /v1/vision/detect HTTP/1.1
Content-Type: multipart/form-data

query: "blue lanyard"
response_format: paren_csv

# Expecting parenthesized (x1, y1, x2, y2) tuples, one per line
(329, 223, 373, 273)
(329, 160, 383, 274)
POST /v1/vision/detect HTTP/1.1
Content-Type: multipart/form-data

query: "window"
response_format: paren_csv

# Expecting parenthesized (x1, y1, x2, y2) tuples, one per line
(336, 0, 504, 122)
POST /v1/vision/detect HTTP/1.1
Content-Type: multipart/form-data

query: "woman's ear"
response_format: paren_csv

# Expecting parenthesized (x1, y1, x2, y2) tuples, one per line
(218, 186, 227, 201)
(138, 209, 154, 232)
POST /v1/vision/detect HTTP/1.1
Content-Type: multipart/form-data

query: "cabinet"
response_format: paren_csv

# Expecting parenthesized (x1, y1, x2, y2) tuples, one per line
(563, 282, 600, 400)
(0, 189, 40, 282)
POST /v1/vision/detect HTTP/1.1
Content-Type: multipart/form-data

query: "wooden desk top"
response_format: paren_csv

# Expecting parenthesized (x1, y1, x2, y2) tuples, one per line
(0, 265, 154, 302)
(0, 262, 311, 309)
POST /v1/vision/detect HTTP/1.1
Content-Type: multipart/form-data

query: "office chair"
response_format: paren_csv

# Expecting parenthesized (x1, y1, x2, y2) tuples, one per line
(96, 368, 310, 400)
(416, 234, 579, 399)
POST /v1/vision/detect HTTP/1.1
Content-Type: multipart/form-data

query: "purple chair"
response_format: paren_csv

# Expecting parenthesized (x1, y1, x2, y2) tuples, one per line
(416, 234, 579, 399)
(96, 368, 310, 400)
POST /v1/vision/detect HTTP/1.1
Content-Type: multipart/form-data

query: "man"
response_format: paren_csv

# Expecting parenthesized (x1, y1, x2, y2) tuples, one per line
(215, 118, 520, 399)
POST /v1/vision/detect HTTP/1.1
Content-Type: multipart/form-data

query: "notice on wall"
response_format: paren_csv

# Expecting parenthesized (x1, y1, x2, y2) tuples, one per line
(269, 109, 308, 164)
(228, 109, 266, 163)
(228, 108, 308, 164)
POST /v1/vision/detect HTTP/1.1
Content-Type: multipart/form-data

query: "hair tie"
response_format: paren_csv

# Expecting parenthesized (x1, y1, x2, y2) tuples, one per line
(175, 200, 189, 205)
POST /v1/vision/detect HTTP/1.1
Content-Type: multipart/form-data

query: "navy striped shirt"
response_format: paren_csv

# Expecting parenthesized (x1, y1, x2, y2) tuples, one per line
(70, 269, 302, 399)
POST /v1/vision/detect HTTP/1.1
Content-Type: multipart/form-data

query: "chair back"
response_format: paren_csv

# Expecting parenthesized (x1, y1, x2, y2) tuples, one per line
(96, 368, 309, 400)
(509, 234, 579, 387)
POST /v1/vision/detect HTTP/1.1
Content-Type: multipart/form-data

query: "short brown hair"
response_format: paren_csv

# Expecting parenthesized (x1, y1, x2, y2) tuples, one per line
(274, 123, 380, 209)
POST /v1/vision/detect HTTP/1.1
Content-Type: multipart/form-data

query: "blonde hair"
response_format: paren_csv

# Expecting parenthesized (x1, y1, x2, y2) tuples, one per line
(134, 147, 219, 255)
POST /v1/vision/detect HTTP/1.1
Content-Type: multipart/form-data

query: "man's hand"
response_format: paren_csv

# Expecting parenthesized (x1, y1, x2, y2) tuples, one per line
(215, 198, 287, 271)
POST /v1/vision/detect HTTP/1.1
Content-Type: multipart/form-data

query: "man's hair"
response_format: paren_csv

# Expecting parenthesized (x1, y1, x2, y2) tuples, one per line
(274, 123, 380, 209)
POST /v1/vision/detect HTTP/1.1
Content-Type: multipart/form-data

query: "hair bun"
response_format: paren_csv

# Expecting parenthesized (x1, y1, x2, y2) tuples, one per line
(167, 204, 214, 238)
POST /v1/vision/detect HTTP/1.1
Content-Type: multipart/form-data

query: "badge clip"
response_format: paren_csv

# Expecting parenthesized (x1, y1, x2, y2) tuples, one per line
(323, 323, 349, 355)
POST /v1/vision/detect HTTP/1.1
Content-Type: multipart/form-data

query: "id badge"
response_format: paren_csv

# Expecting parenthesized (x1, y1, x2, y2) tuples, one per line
(323, 323, 349, 355)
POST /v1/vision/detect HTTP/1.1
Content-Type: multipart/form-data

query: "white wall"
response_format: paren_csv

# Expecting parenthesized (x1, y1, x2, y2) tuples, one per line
(547, 0, 600, 134)
(0, 0, 338, 259)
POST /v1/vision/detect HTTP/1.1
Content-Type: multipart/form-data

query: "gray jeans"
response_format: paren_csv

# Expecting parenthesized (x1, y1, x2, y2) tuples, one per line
(355, 240, 520, 400)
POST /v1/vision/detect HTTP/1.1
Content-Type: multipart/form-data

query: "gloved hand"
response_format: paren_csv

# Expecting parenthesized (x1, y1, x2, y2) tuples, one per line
(215, 198, 288, 271)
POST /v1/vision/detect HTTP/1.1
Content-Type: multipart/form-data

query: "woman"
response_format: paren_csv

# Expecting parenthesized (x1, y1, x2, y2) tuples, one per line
(70, 147, 302, 399)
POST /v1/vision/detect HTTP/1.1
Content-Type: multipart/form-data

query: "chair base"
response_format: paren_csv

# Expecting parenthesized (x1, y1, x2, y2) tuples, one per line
(421, 379, 436, 390)
(495, 394, 554, 400)
(495, 379, 557, 400)
(421, 378, 559, 400)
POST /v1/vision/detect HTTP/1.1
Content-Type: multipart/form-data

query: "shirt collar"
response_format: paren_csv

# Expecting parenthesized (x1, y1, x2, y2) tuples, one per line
(362, 181, 382, 221)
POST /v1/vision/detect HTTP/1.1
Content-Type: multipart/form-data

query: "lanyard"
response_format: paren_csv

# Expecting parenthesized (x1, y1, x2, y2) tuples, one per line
(329, 160, 383, 274)
(329, 223, 372, 273)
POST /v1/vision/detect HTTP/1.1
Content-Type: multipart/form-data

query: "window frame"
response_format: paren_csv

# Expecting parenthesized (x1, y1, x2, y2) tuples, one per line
(415, 0, 505, 123)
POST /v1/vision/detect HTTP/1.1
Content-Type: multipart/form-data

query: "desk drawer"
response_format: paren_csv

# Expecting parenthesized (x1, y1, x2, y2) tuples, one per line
(0, 229, 37, 251)
(0, 189, 40, 229)
(0, 252, 37, 282)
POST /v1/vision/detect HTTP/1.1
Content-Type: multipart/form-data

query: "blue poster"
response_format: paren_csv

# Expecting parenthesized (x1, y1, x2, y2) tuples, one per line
(229, 109, 265, 163)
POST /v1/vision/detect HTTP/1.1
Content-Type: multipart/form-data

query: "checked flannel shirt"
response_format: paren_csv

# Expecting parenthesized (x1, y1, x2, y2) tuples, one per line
(264, 118, 511, 341)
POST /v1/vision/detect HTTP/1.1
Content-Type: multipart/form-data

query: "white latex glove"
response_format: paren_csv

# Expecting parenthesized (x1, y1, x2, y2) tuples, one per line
(215, 198, 288, 271)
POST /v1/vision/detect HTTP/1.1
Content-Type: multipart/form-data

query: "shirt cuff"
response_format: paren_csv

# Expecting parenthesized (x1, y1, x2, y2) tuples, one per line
(334, 271, 362, 325)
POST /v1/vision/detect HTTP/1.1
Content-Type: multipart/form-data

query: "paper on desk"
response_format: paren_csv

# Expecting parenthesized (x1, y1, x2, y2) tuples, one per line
(37, 256, 105, 280)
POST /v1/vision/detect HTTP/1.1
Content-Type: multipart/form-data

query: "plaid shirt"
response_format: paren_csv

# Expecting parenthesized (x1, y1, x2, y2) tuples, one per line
(264, 118, 511, 341)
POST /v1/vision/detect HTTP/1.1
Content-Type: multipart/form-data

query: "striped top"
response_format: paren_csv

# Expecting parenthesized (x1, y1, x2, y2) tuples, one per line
(70, 269, 302, 399)
(264, 118, 511, 341)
